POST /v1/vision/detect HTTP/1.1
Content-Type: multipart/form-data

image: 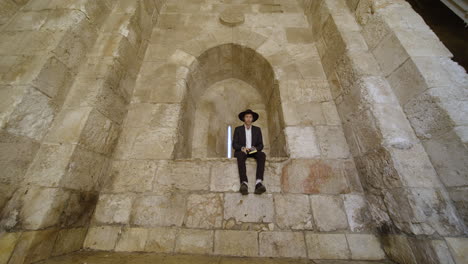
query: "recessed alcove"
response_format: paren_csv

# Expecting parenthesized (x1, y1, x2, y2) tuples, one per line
(174, 43, 287, 159)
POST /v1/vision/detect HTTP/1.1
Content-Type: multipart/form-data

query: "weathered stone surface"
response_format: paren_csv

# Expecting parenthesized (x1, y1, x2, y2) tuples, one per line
(132, 194, 186, 227)
(281, 159, 349, 194)
(0, 232, 21, 264)
(153, 161, 210, 193)
(93, 194, 133, 225)
(21, 187, 70, 229)
(145, 227, 177, 253)
(184, 193, 223, 229)
(115, 227, 148, 252)
(446, 237, 468, 264)
(284, 126, 321, 158)
(8, 229, 59, 264)
(104, 159, 157, 193)
(214, 230, 258, 257)
(310, 195, 348, 231)
(274, 193, 313, 230)
(305, 233, 350, 259)
(347, 234, 385, 260)
(175, 229, 214, 254)
(259, 231, 307, 258)
(224, 193, 274, 223)
(342, 194, 371, 232)
(52, 228, 87, 256)
(84, 226, 121, 251)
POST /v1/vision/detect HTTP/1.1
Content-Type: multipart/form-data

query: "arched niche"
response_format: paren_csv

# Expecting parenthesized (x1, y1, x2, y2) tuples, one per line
(174, 43, 287, 159)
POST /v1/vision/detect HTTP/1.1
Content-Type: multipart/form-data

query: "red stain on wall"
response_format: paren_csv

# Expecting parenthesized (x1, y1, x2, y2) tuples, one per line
(303, 161, 332, 194)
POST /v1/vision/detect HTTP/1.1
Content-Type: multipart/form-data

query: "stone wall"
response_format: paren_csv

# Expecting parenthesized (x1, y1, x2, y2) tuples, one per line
(301, 0, 467, 263)
(348, 0, 468, 228)
(0, 0, 166, 263)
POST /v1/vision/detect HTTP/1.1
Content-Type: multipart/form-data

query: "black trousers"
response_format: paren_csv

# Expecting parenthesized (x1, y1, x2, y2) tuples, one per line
(235, 151, 266, 183)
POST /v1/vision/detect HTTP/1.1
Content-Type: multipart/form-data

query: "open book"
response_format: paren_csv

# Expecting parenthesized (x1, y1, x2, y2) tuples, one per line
(247, 148, 257, 154)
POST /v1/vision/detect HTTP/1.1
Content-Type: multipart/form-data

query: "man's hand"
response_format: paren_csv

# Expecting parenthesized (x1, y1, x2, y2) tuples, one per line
(241, 147, 247, 154)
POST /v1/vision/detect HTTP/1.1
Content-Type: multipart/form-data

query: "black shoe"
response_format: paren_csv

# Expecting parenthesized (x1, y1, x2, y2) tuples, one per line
(239, 182, 248, 195)
(254, 182, 266, 194)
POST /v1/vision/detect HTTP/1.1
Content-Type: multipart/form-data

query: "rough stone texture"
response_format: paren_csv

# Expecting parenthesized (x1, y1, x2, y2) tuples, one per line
(346, 234, 386, 260)
(305, 233, 350, 259)
(131, 193, 186, 227)
(224, 193, 274, 223)
(214, 230, 258, 257)
(309, 195, 348, 232)
(184, 193, 223, 229)
(83, 226, 121, 251)
(259, 231, 307, 258)
(274, 194, 313, 230)
(2, 0, 467, 263)
(175, 229, 214, 254)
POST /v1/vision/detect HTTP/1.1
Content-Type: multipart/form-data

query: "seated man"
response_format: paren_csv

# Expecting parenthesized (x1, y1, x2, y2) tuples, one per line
(232, 109, 267, 195)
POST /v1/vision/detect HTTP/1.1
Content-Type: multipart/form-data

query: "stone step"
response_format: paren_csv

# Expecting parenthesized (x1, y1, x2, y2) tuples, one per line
(37, 251, 395, 264)
(87, 158, 387, 261)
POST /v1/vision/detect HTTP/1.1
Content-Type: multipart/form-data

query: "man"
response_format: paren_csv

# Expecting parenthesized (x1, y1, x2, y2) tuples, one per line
(232, 109, 267, 195)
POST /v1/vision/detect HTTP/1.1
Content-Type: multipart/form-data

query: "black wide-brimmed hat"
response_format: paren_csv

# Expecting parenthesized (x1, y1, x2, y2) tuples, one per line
(238, 109, 259, 122)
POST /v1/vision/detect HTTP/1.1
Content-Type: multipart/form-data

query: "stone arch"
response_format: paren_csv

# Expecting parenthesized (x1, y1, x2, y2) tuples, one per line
(173, 41, 288, 159)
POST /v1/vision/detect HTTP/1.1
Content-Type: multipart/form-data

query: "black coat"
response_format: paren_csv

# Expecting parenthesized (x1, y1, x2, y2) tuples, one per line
(232, 125, 264, 157)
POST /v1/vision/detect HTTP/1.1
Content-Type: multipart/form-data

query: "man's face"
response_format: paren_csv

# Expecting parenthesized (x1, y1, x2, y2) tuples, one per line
(244, 113, 253, 125)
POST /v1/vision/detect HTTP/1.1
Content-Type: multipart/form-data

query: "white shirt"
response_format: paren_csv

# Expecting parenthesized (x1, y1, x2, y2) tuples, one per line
(245, 125, 252, 148)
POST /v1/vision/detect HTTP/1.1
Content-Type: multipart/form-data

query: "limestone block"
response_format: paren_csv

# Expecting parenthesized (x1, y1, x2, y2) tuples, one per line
(61, 145, 107, 191)
(84, 226, 121, 251)
(259, 231, 307, 258)
(4, 11, 48, 31)
(274, 193, 313, 230)
(145, 227, 177, 253)
(282, 101, 326, 126)
(224, 193, 274, 223)
(51, 227, 87, 256)
(44, 107, 92, 145)
(21, 187, 70, 229)
(5, 85, 56, 141)
(154, 161, 210, 192)
(0, 31, 64, 56)
(175, 229, 214, 254)
(42, 9, 88, 30)
(104, 159, 157, 193)
(184, 193, 223, 229)
(281, 159, 349, 194)
(8, 229, 59, 264)
(0, 0, 19, 26)
(346, 234, 385, 260)
(125, 103, 181, 129)
(383, 187, 464, 236)
(321, 101, 341, 125)
(285, 28, 314, 44)
(388, 143, 443, 188)
(115, 227, 148, 252)
(445, 237, 467, 264)
(128, 126, 178, 159)
(305, 233, 350, 259)
(93, 194, 133, 225)
(23, 143, 74, 188)
(316, 125, 351, 159)
(431, 239, 456, 264)
(210, 161, 239, 192)
(132, 194, 186, 227)
(386, 58, 428, 106)
(381, 234, 417, 264)
(284, 126, 321, 158)
(214, 230, 258, 257)
(60, 191, 98, 227)
(391, 26, 452, 57)
(310, 195, 348, 231)
(0, 232, 21, 264)
(372, 32, 409, 76)
(342, 194, 371, 232)
(335, 51, 381, 91)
